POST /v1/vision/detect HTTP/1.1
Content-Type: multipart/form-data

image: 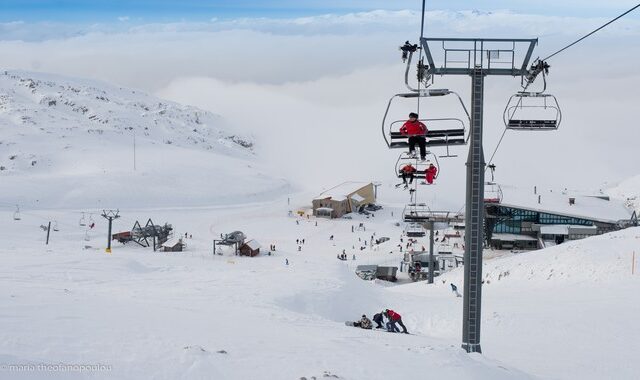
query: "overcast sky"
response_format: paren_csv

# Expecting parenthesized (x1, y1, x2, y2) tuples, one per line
(1, 2, 639, 205)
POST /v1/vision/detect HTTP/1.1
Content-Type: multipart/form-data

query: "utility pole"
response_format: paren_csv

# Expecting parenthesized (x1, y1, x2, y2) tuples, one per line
(372, 182, 382, 201)
(101, 209, 120, 254)
(420, 37, 539, 354)
(45, 221, 51, 245)
(133, 130, 137, 171)
(428, 221, 435, 284)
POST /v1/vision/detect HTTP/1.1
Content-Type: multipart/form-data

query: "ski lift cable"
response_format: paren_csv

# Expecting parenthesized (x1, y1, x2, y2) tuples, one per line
(542, 3, 640, 61)
(487, 4, 639, 166)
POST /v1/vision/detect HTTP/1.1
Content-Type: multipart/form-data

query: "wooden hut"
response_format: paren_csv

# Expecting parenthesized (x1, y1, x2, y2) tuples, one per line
(162, 238, 184, 252)
(239, 239, 261, 257)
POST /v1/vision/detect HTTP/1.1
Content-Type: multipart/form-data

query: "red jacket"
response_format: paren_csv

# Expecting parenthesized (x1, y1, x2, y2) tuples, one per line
(400, 120, 427, 136)
(426, 165, 438, 184)
(386, 309, 402, 321)
(400, 164, 416, 174)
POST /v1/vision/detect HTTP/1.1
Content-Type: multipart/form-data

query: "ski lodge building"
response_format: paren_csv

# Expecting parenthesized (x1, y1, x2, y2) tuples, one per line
(485, 185, 637, 250)
(312, 182, 376, 219)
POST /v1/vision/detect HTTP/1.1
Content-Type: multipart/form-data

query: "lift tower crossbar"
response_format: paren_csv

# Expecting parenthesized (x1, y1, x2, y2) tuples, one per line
(420, 37, 538, 354)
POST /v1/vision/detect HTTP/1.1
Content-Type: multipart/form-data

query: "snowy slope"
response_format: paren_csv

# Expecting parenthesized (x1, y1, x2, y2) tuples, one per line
(606, 174, 640, 212)
(0, 71, 289, 209)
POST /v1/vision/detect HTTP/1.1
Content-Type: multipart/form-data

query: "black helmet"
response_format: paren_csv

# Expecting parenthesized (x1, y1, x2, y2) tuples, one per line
(362, 314, 366, 318)
(409, 112, 419, 119)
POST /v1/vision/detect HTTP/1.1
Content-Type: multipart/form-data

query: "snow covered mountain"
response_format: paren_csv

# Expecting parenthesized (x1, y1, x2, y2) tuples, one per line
(0, 71, 289, 209)
(606, 174, 640, 212)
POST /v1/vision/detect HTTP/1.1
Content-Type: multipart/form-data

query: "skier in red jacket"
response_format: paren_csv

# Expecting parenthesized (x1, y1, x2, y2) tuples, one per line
(384, 309, 409, 333)
(399, 112, 428, 161)
(425, 163, 438, 185)
(399, 164, 417, 186)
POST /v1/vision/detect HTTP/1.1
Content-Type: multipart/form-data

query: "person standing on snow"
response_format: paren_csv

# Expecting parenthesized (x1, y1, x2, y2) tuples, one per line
(399, 112, 428, 161)
(384, 309, 409, 334)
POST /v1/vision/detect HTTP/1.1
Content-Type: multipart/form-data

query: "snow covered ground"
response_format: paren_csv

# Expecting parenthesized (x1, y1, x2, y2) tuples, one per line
(1, 189, 639, 379)
(1, 70, 639, 380)
(0, 71, 290, 209)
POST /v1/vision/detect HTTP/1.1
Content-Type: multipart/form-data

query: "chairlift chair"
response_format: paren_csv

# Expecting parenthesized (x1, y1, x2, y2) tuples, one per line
(504, 91, 561, 131)
(53, 221, 59, 232)
(381, 89, 471, 158)
(484, 182, 503, 204)
(395, 152, 440, 184)
(79, 212, 86, 227)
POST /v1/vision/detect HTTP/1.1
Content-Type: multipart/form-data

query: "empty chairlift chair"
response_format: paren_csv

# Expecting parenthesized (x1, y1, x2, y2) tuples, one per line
(504, 92, 561, 131)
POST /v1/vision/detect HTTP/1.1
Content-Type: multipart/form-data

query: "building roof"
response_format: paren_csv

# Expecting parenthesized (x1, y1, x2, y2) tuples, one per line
(314, 181, 371, 201)
(350, 193, 365, 203)
(491, 233, 538, 242)
(161, 238, 182, 247)
(540, 224, 597, 235)
(498, 184, 633, 224)
(244, 239, 261, 250)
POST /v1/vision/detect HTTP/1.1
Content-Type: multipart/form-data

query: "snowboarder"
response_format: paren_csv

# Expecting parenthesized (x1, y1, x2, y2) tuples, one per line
(330, 235, 334, 240)
(451, 283, 462, 297)
(425, 163, 438, 184)
(384, 309, 408, 334)
(285, 259, 289, 266)
(298, 246, 301, 252)
(352, 314, 373, 329)
(399, 112, 428, 160)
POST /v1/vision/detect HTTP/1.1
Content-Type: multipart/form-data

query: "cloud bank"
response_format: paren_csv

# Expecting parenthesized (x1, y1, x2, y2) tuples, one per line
(1, 9, 638, 203)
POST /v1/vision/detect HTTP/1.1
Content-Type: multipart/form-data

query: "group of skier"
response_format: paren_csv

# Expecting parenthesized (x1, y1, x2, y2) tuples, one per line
(349, 309, 409, 334)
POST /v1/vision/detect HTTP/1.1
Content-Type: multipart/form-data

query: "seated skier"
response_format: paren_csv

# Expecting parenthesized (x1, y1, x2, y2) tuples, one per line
(352, 314, 373, 329)
(425, 163, 438, 185)
(399, 112, 428, 161)
(399, 163, 417, 188)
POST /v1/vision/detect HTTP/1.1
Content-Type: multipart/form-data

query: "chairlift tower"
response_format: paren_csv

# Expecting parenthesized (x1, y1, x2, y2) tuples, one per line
(421, 37, 538, 353)
(101, 209, 120, 254)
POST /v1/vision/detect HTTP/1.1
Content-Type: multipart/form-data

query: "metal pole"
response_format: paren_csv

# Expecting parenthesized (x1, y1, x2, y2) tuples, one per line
(462, 65, 485, 354)
(106, 217, 113, 254)
(429, 223, 435, 284)
(133, 130, 136, 171)
(46, 221, 51, 245)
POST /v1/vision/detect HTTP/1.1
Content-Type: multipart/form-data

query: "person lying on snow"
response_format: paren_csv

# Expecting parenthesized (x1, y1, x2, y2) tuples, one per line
(351, 314, 373, 329)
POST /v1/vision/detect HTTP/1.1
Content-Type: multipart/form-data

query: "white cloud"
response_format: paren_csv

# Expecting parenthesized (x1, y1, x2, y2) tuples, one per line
(0, 9, 638, 198)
